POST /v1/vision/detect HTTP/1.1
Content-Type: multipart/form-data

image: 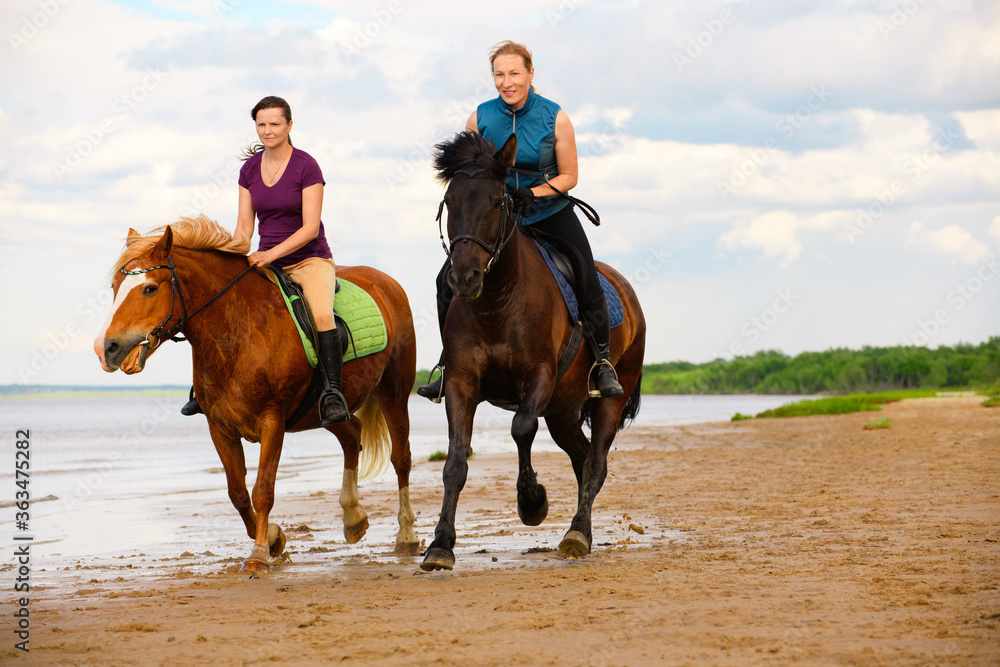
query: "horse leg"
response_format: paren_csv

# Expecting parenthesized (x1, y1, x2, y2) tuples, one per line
(378, 382, 419, 555)
(243, 417, 288, 573)
(559, 397, 624, 558)
(208, 422, 257, 543)
(420, 394, 477, 571)
(513, 373, 554, 526)
(330, 418, 369, 543)
(543, 411, 589, 492)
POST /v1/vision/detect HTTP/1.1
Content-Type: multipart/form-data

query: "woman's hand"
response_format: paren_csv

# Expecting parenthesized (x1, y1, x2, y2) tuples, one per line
(248, 249, 278, 268)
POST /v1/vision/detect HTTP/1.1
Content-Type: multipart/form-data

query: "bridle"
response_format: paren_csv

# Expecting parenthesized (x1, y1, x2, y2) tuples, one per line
(436, 168, 520, 275)
(119, 256, 254, 357)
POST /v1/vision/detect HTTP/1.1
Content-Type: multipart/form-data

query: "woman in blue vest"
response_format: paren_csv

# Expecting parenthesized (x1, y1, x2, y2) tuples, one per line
(418, 40, 623, 401)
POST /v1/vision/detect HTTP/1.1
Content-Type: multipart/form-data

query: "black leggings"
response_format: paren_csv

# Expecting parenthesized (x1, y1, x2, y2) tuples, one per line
(434, 205, 602, 332)
(529, 204, 602, 303)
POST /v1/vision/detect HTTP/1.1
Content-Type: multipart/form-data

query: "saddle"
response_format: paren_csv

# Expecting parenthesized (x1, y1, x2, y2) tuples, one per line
(520, 227, 624, 383)
(523, 227, 624, 328)
(268, 268, 388, 428)
(270, 268, 347, 367)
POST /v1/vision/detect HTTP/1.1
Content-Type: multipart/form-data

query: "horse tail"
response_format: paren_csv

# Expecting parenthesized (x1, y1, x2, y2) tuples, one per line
(356, 393, 391, 481)
(619, 371, 642, 429)
(578, 372, 642, 432)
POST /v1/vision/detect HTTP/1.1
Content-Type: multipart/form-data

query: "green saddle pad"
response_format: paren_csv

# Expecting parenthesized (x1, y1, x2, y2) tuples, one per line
(272, 273, 387, 368)
(334, 278, 388, 362)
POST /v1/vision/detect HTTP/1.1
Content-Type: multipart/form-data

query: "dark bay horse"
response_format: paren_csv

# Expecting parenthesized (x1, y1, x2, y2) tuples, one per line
(94, 215, 419, 573)
(421, 132, 646, 571)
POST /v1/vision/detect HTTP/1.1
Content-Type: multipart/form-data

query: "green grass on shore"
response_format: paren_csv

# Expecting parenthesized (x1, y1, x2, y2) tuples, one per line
(978, 381, 1000, 407)
(735, 389, 938, 420)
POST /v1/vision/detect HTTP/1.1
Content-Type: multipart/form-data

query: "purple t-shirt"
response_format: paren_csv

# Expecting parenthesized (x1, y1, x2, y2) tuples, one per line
(238, 148, 333, 268)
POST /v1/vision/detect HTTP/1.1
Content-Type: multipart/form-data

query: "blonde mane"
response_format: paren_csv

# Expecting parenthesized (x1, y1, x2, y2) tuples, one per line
(112, 215, 251, 276)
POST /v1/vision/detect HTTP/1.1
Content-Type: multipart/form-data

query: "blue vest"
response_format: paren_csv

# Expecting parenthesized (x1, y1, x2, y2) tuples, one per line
(477, 88, 570, 225)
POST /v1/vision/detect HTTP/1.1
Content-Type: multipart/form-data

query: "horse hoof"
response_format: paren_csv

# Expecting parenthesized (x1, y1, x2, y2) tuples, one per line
(559, 530, 590, 558)
(240, 558, 270, 575)
(395, 540, 421, 557)
(517, 496, 549, 527)
(344, 516, 369, 544)
(420, 547, 455, 571)
(267, 523, 286, 559)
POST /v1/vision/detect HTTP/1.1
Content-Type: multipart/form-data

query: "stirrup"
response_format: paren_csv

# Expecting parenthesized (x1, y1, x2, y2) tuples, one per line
(180, 387, 202, 416)
(319, 389, 351, 425)
(416, 364, 444, 403)
(587, 359, 622, 398)
(424, 364, 445, 404)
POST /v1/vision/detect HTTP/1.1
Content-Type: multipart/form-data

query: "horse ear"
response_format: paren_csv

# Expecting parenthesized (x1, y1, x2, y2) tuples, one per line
(125, 228, 141, 247)
(152, 226, 174, 257)
(495, 133, 518, 169)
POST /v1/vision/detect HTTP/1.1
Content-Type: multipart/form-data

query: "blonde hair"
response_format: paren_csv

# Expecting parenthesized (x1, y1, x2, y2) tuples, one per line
(489, 40, 536, 93)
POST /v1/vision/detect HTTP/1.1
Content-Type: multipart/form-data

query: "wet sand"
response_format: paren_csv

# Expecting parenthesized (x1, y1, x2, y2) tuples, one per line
(4, 396, 998, 665)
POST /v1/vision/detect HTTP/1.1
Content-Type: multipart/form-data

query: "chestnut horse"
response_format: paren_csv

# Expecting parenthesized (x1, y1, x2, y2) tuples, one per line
(94, 216, 419, 573)
(421, 132, 645, 571)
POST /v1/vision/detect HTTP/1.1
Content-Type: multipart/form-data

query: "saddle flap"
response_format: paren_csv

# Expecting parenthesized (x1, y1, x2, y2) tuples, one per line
(526, 236, 625, 330)
(542, 244, 575, 288)
(270, 267, 320, 368)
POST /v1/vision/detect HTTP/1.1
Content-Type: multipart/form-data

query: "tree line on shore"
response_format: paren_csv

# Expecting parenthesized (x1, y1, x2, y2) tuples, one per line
(641, 338, 1000, 395)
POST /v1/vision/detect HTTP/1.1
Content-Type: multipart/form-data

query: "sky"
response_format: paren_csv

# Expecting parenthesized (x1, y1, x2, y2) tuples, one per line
(1, 0, 998, 387)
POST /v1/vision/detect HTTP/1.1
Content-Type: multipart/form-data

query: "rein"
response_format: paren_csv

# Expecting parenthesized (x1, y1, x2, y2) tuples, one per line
(121, 256, 255, 353)
(436, 168, 520, 274)
(510, 167, 601, 226)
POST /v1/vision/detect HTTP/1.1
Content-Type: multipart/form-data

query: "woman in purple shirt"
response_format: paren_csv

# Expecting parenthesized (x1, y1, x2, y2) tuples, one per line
(181, 96, 350, 425)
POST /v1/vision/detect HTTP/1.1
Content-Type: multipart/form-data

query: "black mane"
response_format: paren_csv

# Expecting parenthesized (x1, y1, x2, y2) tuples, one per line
(433, 131, 509, 183)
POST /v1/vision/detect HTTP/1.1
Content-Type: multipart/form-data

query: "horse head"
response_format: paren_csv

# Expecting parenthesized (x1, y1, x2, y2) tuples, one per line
(434, 131, 518, 302)
(94, 226, 179, 374)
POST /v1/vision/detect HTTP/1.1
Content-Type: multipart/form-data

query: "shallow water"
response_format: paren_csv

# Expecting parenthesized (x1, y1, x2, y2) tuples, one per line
(0, 393, 808, 586)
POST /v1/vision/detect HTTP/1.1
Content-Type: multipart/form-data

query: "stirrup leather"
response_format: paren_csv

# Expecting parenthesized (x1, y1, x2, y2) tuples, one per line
(587, 359, 620, 398)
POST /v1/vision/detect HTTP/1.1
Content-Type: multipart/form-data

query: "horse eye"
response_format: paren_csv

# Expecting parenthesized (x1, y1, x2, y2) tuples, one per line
(143, 284, 158, 296)
(494, 197, 504, 209)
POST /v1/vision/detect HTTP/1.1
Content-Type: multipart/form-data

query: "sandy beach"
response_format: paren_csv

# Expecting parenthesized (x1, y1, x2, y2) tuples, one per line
(4, 395, 998, 666)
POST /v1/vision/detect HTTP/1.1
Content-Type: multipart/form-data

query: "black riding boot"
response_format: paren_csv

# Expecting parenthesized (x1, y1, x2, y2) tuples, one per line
(583, 292, 624, 398)
(317, 329, 351, 425)
(417, 263, 451, 403)
(416, 350, 445, 402)
(180, 386, 202, 416)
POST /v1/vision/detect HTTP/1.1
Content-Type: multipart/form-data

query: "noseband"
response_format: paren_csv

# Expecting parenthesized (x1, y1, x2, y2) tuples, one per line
(120, 256, 254, 354)
(436, 168, 518, 275)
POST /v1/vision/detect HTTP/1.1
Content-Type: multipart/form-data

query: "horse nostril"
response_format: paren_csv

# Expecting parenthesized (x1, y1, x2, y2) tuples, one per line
(106, 341, 119, 357)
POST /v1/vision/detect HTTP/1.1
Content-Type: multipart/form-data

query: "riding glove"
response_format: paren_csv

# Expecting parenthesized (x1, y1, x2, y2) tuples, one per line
(511, 187, 535, 211)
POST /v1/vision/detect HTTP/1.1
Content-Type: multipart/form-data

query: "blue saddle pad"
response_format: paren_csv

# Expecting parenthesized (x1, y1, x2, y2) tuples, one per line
(533, 240, 623, 328)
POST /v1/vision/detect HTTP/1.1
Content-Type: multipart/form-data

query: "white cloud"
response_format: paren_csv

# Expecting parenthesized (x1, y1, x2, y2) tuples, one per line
(907, 222, 992, 264)
(718, 211, 803, 266)
(956, 109, 1000, 153)
(988, 216, 1000, 248)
